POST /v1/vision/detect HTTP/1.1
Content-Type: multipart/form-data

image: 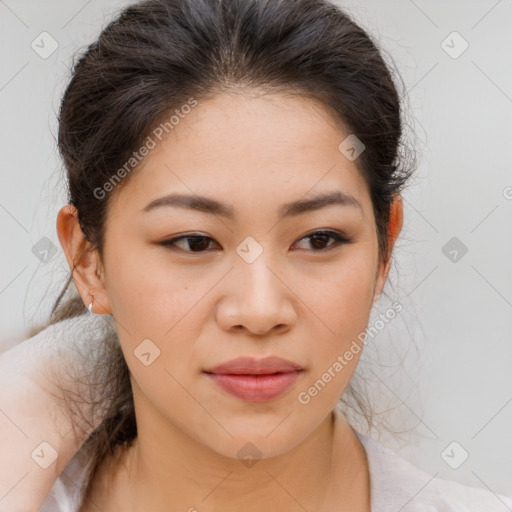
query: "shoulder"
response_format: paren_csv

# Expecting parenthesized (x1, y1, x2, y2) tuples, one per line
(356, 431, 512, 512)
(38, 447, 90, 512)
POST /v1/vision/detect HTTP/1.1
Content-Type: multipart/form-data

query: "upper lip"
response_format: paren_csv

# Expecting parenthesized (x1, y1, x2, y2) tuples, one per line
(204, 356, 303, 375)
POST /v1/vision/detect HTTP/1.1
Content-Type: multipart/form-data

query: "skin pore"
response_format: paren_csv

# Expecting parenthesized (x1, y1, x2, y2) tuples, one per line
(57, 91, 403, 512)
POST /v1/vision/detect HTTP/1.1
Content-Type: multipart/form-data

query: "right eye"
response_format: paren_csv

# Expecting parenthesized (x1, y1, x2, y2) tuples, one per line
(158, 234, 221, 253)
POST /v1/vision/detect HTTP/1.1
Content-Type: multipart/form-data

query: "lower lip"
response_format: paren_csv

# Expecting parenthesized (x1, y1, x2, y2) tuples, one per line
(205, 371, 302, 402)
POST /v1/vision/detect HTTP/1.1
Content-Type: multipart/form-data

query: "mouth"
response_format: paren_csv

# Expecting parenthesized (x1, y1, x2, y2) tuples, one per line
(203, 356, 304, 402)
(203, 371, 303, 402)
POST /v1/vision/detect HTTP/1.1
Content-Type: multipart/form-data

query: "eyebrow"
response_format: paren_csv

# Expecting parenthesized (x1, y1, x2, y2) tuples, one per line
(142, 190, 363, 219)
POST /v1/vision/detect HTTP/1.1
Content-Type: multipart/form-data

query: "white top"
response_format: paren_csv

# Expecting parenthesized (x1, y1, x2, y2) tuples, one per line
(38, 429, 512, 511)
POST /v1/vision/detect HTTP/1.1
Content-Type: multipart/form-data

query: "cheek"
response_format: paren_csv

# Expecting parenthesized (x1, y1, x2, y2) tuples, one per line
(103, 240, 200, 333)
(101, 245, 206, 412)
(300, 245, 377, 338)
(296, 246, 377, 397)
(102, 241, 221, 388)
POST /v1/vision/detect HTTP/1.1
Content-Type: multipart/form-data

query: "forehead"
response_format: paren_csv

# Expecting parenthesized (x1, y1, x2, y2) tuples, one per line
(111, 92, 372, 218)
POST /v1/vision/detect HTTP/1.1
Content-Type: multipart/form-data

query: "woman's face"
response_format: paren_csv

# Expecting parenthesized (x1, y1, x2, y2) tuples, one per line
(94, 92, 390, 460)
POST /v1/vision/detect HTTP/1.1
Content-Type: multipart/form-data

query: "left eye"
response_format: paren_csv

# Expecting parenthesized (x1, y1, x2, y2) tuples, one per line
(158, 230, 352, 253)
(293, 230, 352, 251)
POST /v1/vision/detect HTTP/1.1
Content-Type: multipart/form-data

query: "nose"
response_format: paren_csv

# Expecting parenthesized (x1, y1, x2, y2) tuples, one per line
(216, 256, 297, 336)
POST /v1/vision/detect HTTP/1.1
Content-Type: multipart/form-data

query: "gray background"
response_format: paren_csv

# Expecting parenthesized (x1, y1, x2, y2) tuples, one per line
(1, 0, 511, 500)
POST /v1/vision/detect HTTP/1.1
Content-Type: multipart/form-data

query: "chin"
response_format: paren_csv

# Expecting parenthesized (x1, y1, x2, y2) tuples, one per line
(194, 418, 314, 463)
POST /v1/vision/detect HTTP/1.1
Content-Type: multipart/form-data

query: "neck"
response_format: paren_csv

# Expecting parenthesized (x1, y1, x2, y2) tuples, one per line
(87, 399, 370, 512)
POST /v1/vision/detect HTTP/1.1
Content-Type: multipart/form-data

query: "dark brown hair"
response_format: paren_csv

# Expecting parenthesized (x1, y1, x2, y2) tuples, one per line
(42, 0, 415, 494)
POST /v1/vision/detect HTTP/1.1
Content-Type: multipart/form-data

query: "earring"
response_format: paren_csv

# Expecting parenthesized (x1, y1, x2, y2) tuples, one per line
(88, 297, 94, 313)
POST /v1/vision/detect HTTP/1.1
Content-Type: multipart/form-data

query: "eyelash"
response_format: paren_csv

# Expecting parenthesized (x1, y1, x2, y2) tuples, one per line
(158, 230, 353, 254)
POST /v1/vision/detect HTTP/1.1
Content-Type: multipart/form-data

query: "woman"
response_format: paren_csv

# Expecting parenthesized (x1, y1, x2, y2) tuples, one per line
(1, 0, 510, 510)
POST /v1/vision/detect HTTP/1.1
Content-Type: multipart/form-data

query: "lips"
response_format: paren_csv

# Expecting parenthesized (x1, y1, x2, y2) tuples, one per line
(204, 356, 303, 375)
(203, 356, 303, 402)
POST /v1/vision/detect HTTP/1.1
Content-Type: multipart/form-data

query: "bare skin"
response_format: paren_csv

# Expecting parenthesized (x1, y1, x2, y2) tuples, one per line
(82, 407, 369, 512)
(0, 317, 105, 512)
(58, 90, 403, 511)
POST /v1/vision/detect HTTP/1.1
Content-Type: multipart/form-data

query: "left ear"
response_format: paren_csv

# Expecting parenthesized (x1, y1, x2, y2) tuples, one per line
(373, 194, 403, 303)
